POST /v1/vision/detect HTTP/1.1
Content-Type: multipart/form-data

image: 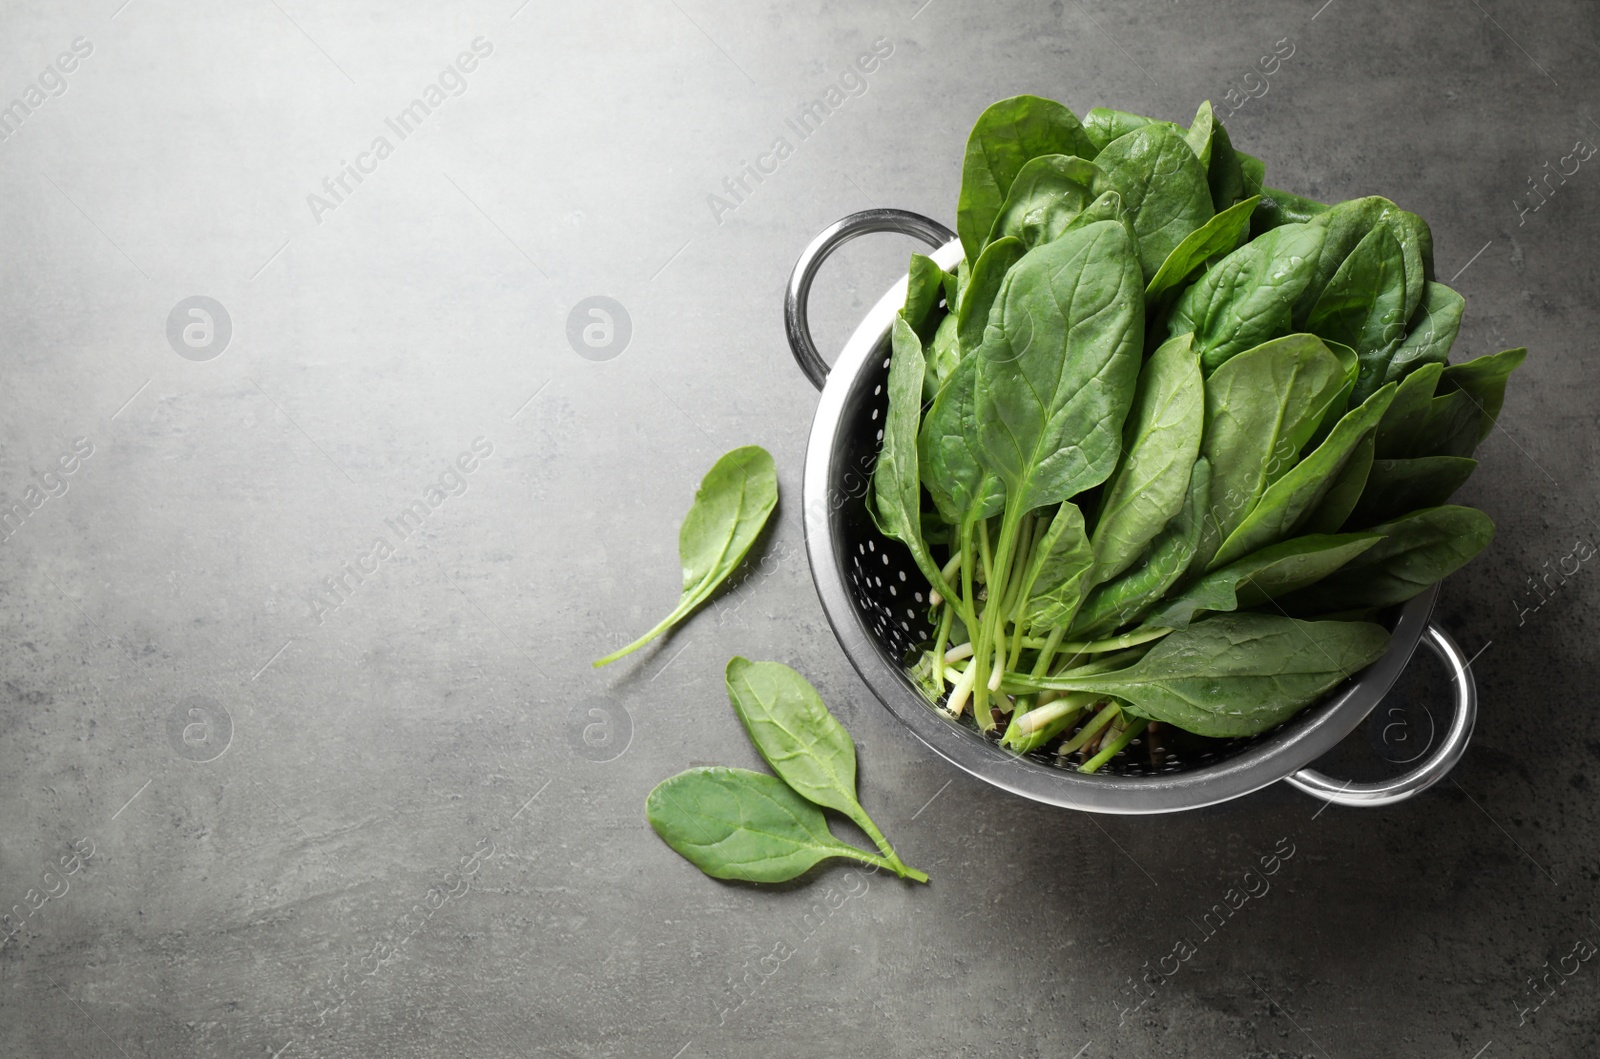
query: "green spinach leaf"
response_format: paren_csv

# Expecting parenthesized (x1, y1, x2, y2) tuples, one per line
(919, 354, 1004, 525)
(1168, 223, 1329, 374)
(1348, 456, 1477, 528)
(1279, 505, 1495, 612)
(725, 658, 923, 879)
(595, 446, 777, 666)
(1143, 531, 1382, 629)
(1090, 333, 1204, 584)
(925, 312, 961, 402)
(1144, 195, 1260, 306)
(958, 235, 1028, 355)
(872, 317, 955, 599)
(958, 95, 1098, 262)
(1083, 106, 1153, 152)
(903, 252, 945, 343)
(1405, 348, 1527, 459)
(1210, 383, 1397, 568)
(1248, 184, 1328, 235)
(988, 154, 1104, 248)
(1295, 196, 1427, 325)
(1198, 105, 1248, 211)
(975, 219, 1145, 513)
(1299, 429, 1375, 534)
(1305, 225, 1409, 405)
(1023, 613, 1391, 738)
(1093, 123, 1215, 279)
(646, 768, 908, 883)
(1385, 281, 1464, 384)
(1373, 361, 1445, 459)
(1194, 334, 1348, 570)
(1020, 502, 1095, 631)
(1070, 458, 1210, 638)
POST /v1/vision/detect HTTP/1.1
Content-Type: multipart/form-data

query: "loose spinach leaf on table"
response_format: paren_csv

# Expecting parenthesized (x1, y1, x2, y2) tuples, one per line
(1090, 333, 1204, 585)
(646, 768, 908, 884)
(987, 154, 1104, 248)
(1348, 456, 1477, 528)
(594, 445, 777, 667)
(1093, 122, 1215, 279)
(1144, 531, 1382, 629)
(975, 219, 1145, 514)
(725, 658, 923, 879)
(1167, 223, 1329, 373)
(1210, 382, 1397, 568)
(957, 95, 1098, 262)
(1279, 505, 1495, 612)
(1018, 613, 1391, 738)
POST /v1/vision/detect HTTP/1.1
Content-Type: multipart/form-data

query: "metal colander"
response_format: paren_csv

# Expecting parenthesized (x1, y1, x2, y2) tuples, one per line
(786, 209, 1478, 814)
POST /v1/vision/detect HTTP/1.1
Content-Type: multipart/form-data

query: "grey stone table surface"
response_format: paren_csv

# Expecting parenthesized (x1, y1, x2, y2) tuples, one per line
(0, 0, 1595, 1056)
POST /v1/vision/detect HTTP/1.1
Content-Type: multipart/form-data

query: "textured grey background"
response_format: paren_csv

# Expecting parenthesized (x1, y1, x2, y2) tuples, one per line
(0, 0, 1594, 1056)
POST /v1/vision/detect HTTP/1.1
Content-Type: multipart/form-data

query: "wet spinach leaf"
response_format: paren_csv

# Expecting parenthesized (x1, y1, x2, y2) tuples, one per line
(958, 95, 1098, 262)
(1385, 281, 1464, 384)
(1305, 225, 1409, 405)
(1168, 223, 1329, 374)
(1144, 195, 1261, 307)
(987, 154, 1104, 248)
(1094, 123, 1215, 279)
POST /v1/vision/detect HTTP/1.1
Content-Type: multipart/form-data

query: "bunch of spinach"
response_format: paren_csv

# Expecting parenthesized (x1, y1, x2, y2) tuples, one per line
(878, 95, 1520, 770)
(646, 659, 926, 883)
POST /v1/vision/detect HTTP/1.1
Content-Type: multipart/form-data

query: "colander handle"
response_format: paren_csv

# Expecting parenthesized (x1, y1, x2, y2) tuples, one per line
(784, 209, 956, 390)
(1284, 622, 1477, 807)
